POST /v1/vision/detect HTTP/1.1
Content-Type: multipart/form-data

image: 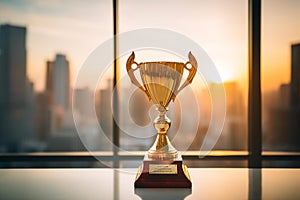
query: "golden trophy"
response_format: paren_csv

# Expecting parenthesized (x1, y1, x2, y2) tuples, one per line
(126, 51, 197, 188)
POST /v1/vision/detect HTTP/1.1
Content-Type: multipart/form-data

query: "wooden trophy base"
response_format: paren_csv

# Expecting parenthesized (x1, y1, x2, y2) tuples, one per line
(134, 153, 192, 188)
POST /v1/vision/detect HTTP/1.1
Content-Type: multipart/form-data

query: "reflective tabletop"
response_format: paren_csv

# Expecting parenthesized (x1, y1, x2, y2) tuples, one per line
(0, 168, 299, 200)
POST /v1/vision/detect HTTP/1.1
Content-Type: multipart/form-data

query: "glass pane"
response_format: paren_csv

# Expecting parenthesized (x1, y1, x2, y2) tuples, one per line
(262, 0, 300, 155)
(118, 0, 248, 154)
(0, 0, 113, 153)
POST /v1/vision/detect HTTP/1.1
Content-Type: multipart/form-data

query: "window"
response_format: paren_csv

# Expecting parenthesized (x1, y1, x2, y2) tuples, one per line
(0, 0, 113, 153)
(0, 0, 299, 168)
(261, 0, 300, 167)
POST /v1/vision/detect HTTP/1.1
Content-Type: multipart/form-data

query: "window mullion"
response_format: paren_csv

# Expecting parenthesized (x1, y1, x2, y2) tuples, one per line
(248, 0, 262, 168)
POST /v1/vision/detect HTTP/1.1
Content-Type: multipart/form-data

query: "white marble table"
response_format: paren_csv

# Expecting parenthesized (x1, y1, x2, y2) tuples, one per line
(0, 168, 299, 200)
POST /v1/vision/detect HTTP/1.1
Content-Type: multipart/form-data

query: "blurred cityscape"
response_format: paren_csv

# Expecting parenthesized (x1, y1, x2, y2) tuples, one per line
(0, 23, 299, 155)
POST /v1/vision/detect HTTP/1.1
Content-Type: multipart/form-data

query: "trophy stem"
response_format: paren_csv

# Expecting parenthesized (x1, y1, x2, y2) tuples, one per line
(148, 105, 178, 160)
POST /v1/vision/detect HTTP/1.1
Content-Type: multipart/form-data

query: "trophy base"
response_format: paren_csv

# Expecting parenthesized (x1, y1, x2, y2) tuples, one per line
(135, 188, 192, 199)
(134, 153, 192, 188)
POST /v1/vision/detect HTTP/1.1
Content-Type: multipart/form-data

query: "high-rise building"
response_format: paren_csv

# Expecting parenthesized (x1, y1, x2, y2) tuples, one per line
(291, 43, 300, 107)
(268, 44, 300, 151)
(45, 60, 54, 105)
(279, 84, 291, 109)
(209, 82, 246, 150)
(0, 24, 26, 108)
(0, 24, 35, 152)
(53, 54, 70, 110)
(290, 43, 300, 150)
(41, 54, 70, 138)
(74, 87, 94, 119)
(97, 79, 113, 141)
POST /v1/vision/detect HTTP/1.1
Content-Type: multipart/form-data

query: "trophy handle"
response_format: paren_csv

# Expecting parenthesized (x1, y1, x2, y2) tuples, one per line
(173, 52, 198, 100)
(126, 52, 151, 99)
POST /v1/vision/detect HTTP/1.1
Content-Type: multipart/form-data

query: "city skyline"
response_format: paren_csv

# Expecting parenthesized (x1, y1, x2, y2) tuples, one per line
(0, 22, 299, 154)
(1, 0, 300, 156)
(0, 24, 35, 152)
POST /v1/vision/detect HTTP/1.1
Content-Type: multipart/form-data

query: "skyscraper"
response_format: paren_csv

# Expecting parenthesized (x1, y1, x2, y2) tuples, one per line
(0, 24, 35, 152)
(53, 54, 70, 110)
(290, 43, 300, 150)
(266, 44, 300, 151)
(210, 82, 246, 150)
(0, 24, 26, 108)
(40, 54, 70, 138)
(74, 87, 93, 119)
(97, 79, 113, 141)
(46, 60, 54, 105)
(291, 43, 300, 107)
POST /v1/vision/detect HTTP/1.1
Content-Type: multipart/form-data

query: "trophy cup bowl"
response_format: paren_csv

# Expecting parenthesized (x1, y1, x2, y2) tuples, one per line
(126, 51, 197, 188)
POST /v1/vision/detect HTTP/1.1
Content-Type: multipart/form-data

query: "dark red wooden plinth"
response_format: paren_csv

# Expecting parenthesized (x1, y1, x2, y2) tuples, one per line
(134, 158, 192, 188)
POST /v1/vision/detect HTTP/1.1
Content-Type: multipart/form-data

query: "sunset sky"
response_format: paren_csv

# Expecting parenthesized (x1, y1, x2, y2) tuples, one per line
(0, 0, 300, 92)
